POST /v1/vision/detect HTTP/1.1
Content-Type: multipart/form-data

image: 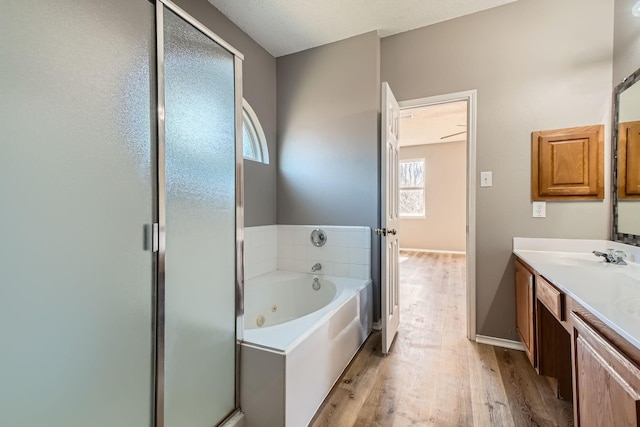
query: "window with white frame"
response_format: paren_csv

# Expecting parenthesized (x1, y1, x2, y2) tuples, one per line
(242, 99, 269, 164)
(399, 159, 425, 217)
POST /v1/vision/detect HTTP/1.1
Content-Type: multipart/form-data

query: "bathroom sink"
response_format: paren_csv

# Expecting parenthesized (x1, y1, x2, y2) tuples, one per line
(515, 250, 640, 283)
(551, 252, 606, 268)
(616, 297, 640, 320)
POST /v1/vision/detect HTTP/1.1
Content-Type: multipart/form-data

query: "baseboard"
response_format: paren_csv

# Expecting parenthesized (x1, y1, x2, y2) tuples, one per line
(475, 334, 525, 351)
(400, 248, 466, 255)
(372, 320, 382, 331)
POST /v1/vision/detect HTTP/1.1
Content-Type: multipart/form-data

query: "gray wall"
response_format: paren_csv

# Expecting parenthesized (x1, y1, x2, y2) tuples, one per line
(614, 0, 640, 83)
(399, 142, 466, 252)
(382, 0, 614, 340)
(173, 0, 277, 226)
(276, 31, 382, 317)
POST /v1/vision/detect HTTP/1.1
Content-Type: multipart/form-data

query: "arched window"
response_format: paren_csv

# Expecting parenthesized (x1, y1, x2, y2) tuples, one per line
(242, 99, 269, 164)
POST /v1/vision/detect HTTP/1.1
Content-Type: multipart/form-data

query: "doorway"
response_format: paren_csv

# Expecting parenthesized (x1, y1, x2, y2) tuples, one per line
(398, 91, 477, 340)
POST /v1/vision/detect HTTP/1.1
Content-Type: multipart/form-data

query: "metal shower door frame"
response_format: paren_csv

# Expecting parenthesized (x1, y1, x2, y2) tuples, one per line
(154, 1, 245, 426)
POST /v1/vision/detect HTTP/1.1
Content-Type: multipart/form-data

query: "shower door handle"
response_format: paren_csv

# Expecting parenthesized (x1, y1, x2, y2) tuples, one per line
(143, 223, 160, 252)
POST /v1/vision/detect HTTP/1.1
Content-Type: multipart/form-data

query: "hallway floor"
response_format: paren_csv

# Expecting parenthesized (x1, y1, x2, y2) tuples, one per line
(309, 251, 573, 426)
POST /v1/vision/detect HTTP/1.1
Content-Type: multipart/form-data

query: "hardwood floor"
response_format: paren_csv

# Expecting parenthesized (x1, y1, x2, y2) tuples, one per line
(309, 251, 573, 427)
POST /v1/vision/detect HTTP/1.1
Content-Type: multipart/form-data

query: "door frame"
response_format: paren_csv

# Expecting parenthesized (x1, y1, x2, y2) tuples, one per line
(398, 89, 477, 341)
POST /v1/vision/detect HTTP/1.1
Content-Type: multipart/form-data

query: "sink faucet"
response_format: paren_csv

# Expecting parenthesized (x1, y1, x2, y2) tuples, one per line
(312, 263, 322, 272)
(593, 249, 627, 265)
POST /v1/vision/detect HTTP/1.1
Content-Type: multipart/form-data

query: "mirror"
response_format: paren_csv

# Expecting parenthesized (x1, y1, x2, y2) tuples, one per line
(613, 67, 640, 245)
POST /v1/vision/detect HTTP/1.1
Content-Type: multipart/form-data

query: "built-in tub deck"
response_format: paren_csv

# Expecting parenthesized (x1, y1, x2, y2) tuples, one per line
(240, 270, 373, 427)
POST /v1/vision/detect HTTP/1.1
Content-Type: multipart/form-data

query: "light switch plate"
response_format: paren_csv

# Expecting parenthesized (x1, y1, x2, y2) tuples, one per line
(480, 171, 492, 187)
(532, 201, 546, 218)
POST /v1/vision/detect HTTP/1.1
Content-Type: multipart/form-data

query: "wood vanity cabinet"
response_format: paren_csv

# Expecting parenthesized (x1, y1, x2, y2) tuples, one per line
(515, 259, 536, 367)
(572, 312, 640, 427)
(514, 255, 640, 426)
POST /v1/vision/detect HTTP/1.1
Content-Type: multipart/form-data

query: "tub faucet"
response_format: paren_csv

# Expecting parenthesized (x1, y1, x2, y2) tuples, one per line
(312, 263, 322, 272)
(593, 249, 627, 265)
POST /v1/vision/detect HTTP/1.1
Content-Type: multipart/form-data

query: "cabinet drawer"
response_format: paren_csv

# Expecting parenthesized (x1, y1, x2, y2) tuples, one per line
(537, 275, 564, 321)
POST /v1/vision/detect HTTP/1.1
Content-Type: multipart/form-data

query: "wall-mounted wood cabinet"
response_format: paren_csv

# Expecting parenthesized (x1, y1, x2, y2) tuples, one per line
(618, 121, 640, 199)
(532, 125, 604, 200)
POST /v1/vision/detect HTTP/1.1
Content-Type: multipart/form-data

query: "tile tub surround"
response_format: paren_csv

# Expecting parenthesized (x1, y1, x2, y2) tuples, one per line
(244, 225, 278, 280)
(244, 225, 372, 280)
(513, 237, 640, 350)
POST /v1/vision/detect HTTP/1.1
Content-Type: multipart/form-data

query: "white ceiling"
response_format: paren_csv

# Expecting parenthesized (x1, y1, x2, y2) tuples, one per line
(399, 101, 468, 147)
(208, 0, 520, 57)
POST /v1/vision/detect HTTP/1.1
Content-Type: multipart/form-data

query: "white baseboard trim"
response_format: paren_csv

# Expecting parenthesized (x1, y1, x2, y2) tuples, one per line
(475, 334, 525, 351)
(372, 320, 382, 331)
(400, 248, 466, 255)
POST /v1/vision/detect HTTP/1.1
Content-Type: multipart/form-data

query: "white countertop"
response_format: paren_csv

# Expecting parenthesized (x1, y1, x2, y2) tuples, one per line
(513, 238, 640, 351)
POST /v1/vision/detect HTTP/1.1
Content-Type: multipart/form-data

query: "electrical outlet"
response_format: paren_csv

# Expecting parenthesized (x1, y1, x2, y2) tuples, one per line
(480, 171, 492, 187)
(532, 201, 546, 218)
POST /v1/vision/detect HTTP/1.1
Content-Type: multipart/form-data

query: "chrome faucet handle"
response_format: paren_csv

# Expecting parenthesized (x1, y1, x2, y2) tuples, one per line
(593, 250, 627, 264)
(613, 250, 627, 265)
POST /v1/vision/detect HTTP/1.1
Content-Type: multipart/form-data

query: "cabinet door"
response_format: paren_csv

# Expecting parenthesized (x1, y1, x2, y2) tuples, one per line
(572, 313, 640, 427)
(532, 125, 604, 200)
(515, 260, 536, 367)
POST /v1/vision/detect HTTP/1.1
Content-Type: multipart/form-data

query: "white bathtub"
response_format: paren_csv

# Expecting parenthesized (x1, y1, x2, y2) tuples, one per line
(244, 271, 338, 331)
(240, 270, 373, 427)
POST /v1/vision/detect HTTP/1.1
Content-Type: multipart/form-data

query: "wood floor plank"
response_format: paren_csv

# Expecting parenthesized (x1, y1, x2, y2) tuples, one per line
(311, 337, 383, 426)
(467, 341, 515, 426)
(309, 251, 574, 427)
(428, 254, 473, 426)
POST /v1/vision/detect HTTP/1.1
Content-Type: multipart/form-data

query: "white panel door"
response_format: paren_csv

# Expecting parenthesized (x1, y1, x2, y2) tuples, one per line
(380, 82, 400, 354)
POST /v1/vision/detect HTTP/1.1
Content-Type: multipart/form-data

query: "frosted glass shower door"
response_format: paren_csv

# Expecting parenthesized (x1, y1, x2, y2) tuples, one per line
(0, 1, 155, 426)
(160, 6, 238, 427)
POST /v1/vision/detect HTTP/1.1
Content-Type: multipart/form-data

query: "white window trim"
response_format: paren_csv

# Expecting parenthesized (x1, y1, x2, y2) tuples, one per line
(242, 98, 269, 164)
(399, 158, 426, 218)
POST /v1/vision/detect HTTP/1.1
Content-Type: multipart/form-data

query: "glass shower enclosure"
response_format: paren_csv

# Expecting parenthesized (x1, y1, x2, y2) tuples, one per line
(0, 0, 243, 426)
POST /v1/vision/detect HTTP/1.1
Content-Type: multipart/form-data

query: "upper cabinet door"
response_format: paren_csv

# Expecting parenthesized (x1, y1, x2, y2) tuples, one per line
(532, 125, 604, 200)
